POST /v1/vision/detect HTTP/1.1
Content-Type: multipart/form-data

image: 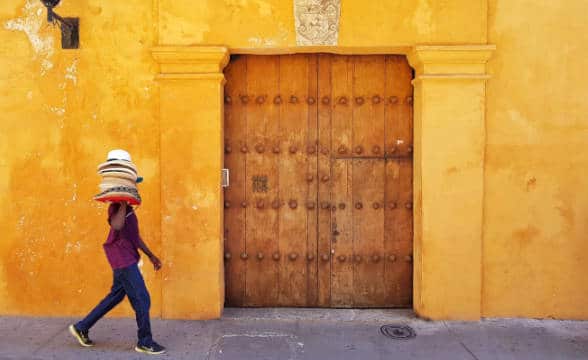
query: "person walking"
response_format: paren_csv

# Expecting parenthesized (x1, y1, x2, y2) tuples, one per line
(68, 200, 166, 355)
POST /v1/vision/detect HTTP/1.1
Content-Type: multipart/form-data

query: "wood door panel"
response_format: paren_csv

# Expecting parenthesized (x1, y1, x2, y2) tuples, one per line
(330, 159, 354, 306)
(330, 56, 353, 156)
(352, 56, 386, 157)
(384, 158, 413, 306)
(244, 56, 280, 306)
(317, 54, 332, 306)
(277, 55, 314, 306)
(305, 55, 319, 306)
(385, 56, 413, 157)
(224, 54, 413, 308)
(351, 158, 386, 307)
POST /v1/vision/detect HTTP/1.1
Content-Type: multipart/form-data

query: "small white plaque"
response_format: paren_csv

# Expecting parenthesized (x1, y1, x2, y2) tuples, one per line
(222, 169, 230, 188)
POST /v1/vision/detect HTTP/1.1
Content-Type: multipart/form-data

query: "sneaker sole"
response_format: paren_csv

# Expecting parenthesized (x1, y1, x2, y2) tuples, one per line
(135, 346, 166, 355)
(68, 325, 94, 347)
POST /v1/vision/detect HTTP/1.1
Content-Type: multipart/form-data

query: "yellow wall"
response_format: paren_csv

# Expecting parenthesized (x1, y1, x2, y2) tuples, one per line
(1, 0, 587, 320)
(483, 0, 588, 318)
(0, 0, 161, 316)
(158, 0, 487, 47)
(153, 48, 228, 319)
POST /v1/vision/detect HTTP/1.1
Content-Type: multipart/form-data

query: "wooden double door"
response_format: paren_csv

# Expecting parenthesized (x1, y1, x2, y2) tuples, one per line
(223, 54, 413, 308)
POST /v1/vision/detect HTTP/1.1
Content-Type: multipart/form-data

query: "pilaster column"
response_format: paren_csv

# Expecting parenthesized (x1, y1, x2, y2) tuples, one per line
(408, 45, 495, 320)
(152, 46, 229, 319)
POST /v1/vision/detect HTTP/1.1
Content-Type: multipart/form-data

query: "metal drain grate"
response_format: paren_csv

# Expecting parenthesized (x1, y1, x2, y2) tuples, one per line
(380, 325, 416, 340)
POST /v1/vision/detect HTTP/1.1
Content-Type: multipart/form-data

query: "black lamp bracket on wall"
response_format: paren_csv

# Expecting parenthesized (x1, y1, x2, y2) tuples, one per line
(41, 0, 79, 49)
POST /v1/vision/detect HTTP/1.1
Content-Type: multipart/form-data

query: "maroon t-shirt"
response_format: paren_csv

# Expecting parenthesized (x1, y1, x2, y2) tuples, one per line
(103, 203, 141, 269)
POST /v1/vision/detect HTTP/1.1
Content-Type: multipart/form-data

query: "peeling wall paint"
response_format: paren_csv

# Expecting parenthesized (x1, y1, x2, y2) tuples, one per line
(64, 59, 78, 85)
(4, 0, 54, 75)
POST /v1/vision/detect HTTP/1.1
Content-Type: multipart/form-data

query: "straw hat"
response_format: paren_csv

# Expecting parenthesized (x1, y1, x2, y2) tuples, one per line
(99, 177, 136, 192)
(107, 149, 132, 162)
(98, 167, 138, 180)
(94, 149, 142, 205)
(94, 186, 141, 205)
(97, 159, 138, 173)
(100, 171, 138, 182)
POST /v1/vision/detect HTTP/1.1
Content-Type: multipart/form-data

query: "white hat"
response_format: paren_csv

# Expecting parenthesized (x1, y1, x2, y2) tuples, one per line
(107, 149, 132, 162)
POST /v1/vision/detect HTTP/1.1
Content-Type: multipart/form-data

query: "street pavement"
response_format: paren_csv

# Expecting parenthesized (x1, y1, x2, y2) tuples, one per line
(0, 308, 587, 359)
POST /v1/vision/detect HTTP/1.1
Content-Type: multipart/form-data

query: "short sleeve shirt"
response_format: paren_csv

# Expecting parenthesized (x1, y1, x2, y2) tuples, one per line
(103, 203, 141, 269)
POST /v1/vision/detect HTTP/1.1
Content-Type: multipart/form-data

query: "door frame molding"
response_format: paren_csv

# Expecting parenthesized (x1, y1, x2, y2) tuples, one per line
(152, 44, 495, 320)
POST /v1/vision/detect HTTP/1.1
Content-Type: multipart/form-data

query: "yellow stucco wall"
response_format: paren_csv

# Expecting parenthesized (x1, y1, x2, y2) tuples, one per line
(0, 0, 161, 317)
(0, 0, 586, 320)
(157, 0, 487, 47)
(483, 0, 588, 318)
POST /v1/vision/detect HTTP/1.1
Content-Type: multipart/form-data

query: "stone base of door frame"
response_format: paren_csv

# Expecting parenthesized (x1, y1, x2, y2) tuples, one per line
(152, 44, 495, 321)
(222, 307, 416, 322)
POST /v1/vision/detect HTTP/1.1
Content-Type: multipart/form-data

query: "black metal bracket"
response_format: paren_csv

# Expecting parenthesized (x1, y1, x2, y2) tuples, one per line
(59, 17, 79, 49)
(45, 6, 79, 49)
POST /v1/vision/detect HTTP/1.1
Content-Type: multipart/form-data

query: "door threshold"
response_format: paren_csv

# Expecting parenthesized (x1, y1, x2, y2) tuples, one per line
(222, 307, 416, 323)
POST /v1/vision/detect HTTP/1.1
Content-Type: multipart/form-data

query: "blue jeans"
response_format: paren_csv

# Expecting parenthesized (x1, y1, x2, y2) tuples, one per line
(75, 263, 153, 346)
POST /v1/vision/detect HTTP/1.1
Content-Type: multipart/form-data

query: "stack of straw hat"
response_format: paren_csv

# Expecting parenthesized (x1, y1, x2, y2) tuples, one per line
(94, 149, 142, 205)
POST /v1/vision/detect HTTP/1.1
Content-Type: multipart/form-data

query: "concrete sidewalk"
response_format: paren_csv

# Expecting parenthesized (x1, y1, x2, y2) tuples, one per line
(1, 309, 587, 360)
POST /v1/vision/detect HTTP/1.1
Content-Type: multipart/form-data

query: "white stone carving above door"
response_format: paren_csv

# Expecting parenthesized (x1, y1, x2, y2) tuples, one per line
(294, 0, 341, 46)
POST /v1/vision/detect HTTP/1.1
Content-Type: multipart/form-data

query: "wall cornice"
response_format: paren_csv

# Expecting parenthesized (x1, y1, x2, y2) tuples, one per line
(151, 46, 230, 76)
(408, 45, 496, 78)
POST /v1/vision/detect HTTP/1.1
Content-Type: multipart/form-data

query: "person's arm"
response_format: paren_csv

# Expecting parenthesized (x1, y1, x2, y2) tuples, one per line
(137, 238, 162, 271)
(109, 202, 127, 231)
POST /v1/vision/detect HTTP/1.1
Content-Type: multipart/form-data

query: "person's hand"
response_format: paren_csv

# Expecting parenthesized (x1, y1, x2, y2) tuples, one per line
(149, 255, 162, 271)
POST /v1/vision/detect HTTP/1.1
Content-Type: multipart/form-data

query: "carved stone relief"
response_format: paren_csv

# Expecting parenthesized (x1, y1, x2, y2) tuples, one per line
(294, 0, 341, 46)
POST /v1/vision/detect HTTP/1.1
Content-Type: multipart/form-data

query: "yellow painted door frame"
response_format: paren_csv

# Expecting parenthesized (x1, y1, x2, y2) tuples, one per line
(151, 44, 494, 320)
